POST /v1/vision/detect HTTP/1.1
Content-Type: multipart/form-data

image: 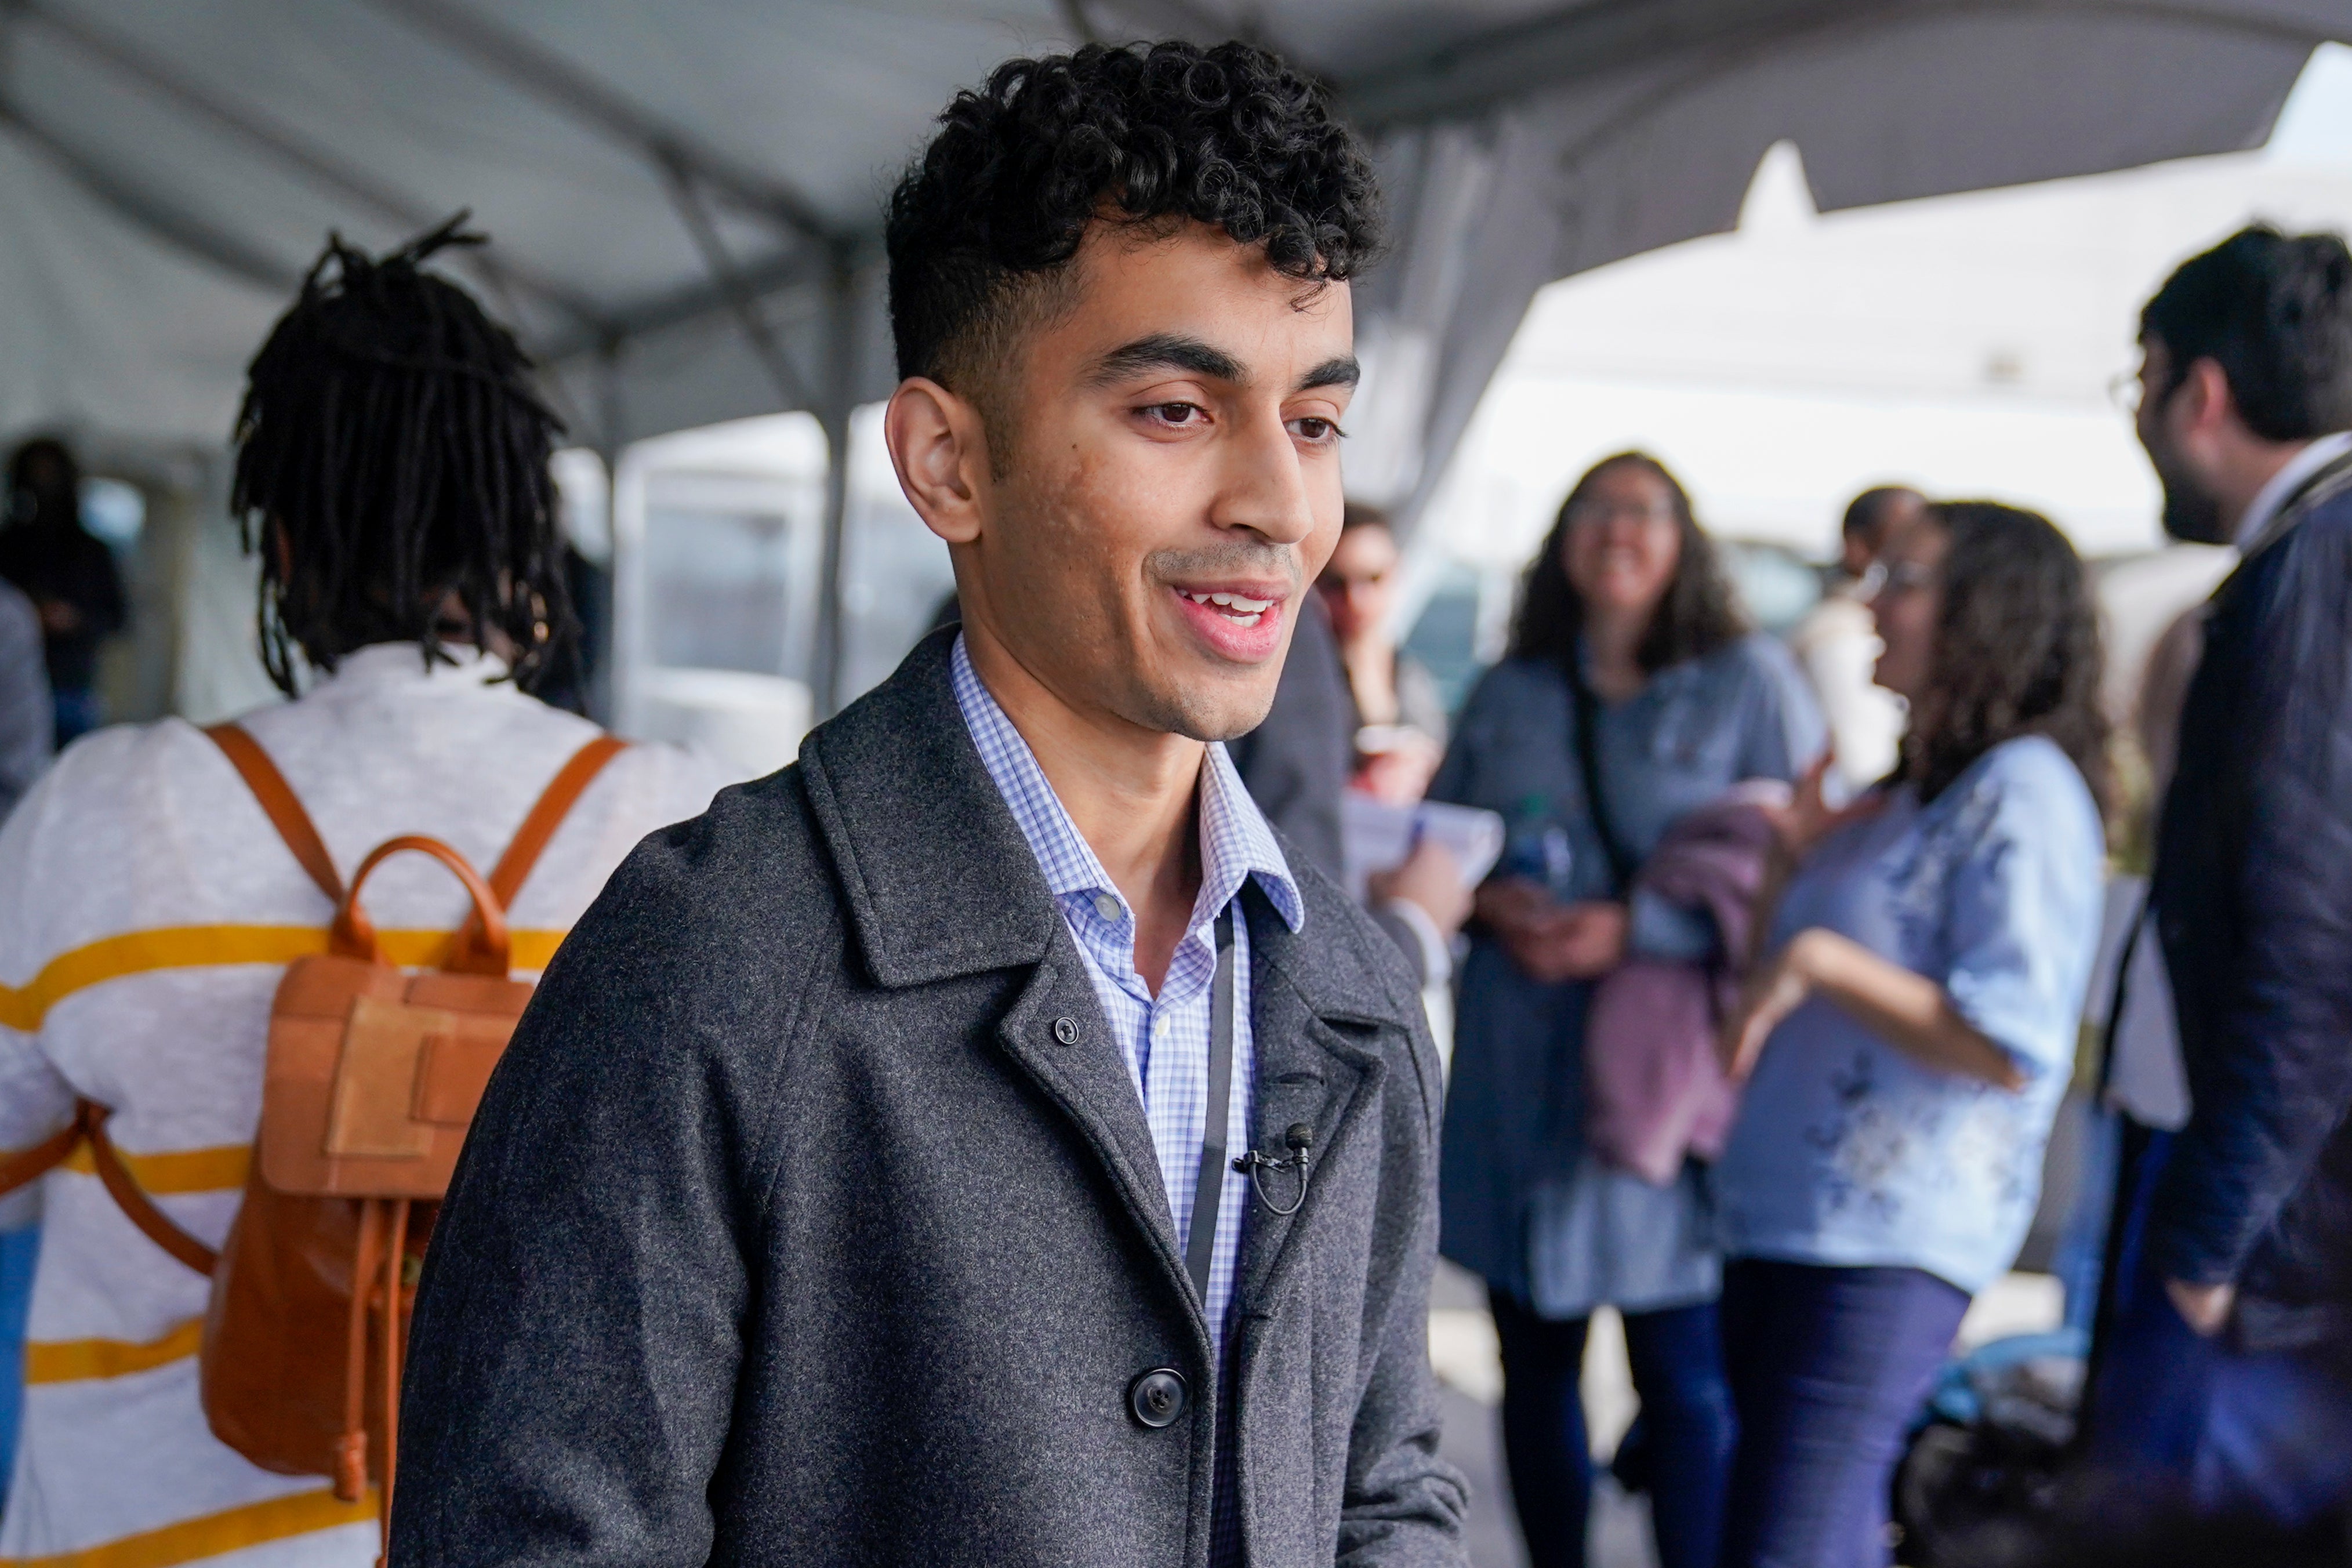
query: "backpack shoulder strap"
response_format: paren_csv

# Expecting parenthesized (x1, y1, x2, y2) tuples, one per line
(0, 1102, 216, 1273)
(77, 1100, 217, 1275)
(0, 1117, 85, 1197)
(206, 724, 343, 905)
(486, 736, 629, 909)
(447, 736, 627, 970)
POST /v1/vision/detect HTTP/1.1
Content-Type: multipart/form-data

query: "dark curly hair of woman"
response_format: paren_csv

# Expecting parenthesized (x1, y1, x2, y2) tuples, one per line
(1907, 501, 2110, 811)
(885, 41, 1382, 401)
(1507, 452, 1749, 674)
(232, 215, 572, 696)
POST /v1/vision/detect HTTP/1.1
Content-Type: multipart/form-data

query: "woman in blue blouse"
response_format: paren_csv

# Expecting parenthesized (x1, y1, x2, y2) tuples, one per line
(1431, 453, 1824, 1568)
(1715, 501, 2108, 1568)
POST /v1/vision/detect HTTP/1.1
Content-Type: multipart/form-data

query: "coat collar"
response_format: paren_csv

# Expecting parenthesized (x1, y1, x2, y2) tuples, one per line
(798, 627, 1063, 988)
(803, 625, 1379, 1000)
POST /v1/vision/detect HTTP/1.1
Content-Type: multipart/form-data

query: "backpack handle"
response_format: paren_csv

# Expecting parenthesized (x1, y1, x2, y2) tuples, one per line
(332, 836, 510, 975)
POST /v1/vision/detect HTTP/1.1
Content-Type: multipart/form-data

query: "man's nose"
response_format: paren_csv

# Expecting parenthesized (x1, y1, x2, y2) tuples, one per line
(1213, 406, 1317, 546)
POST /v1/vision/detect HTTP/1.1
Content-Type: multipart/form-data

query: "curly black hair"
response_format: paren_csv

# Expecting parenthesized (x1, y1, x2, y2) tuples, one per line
(232, 215, 572, 696)
(885, 41, 1382, 406)
(2142, 224, 2352, 441)
(1507, 452, 1749, 676)
(1907, 501, 2109, 811)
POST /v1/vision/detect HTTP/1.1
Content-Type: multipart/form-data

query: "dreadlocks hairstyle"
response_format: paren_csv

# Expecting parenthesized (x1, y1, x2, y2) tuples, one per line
(885, 39, 1382, 448)
(232, 215, 572, 696)
(1508, 452, 1748, 675)
(1905, 501, 2110, 812)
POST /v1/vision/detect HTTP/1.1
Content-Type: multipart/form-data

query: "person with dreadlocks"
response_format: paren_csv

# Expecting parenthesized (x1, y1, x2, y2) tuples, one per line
(0, 221, 721, 1565)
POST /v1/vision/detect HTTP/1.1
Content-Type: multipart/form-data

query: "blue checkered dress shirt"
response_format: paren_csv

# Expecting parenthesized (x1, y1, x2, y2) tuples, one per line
(952, 636, 1302, 1563)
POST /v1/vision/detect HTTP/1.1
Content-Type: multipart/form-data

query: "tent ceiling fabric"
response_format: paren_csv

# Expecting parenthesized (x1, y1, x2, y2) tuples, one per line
(0, 0, 2341, 468)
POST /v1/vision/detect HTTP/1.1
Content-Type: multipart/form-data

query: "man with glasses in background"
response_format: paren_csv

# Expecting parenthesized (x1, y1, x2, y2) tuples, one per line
(2087, 224, 2352, 1530)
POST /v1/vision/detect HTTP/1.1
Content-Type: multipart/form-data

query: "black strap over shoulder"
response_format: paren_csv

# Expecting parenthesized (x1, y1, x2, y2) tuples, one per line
(1567, 659, 1638, 895)
(1185, 909, 1237, 1306)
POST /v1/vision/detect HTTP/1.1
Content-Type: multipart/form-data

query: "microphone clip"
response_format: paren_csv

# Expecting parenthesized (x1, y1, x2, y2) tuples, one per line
(1234, 1123, 1313, 1217)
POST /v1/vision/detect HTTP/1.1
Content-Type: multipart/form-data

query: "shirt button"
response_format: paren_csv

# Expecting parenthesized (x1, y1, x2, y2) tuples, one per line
(1128, 1367, 1188, 1429)
(1052, 1017, 1079, 1046)
(1092, 892, 1122, 923)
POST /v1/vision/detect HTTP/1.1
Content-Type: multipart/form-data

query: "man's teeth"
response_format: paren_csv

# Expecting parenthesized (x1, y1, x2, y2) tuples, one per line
(1182, 590, 1273, 626)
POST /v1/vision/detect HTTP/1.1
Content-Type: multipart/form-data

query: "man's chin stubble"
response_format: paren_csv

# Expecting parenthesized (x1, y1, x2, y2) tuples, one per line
(1123, 677, 1277, 746)
(2160, 480, 2230, 546)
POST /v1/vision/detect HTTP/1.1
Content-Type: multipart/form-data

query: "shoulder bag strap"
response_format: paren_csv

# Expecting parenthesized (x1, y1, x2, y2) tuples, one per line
(447, 735, 627, 970)
(1566, 662, 1638, 895)
(205, 724, 343, 905)
(1184, 909, 1237, 1308)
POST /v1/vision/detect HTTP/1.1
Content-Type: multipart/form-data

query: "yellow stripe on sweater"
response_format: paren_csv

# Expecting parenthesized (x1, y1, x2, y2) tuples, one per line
(0, 923, 567, 1031)
(24, 1317, 204, 1385)
(58, 1143, 249, 1195)
(0, 1487, 378, 1568)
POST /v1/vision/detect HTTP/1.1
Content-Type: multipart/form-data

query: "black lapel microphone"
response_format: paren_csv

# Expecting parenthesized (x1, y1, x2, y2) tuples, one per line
(1235, 1122, 1313, 1216)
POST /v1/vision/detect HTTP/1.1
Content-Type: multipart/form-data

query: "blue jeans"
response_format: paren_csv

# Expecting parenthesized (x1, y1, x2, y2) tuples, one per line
(1490, 1289, 1734, 1568)
(1717, 1258, 1968, 1568)
(2086, 1130, 2352, 1526)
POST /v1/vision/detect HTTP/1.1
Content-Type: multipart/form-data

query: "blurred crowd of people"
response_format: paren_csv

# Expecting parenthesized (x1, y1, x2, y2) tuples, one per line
(1235, 224, 2352, 1568)
(0, 154, 2346, 1568)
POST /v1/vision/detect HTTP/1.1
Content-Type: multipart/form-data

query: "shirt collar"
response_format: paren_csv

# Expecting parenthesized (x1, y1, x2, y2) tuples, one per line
(2237, 430, 2352, 552)
(313, 641, 514, 693)
(950, 632, 1303, 937)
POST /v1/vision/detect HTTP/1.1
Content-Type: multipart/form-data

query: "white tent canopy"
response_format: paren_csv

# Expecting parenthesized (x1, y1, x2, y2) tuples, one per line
(1, 0, 2342, 706)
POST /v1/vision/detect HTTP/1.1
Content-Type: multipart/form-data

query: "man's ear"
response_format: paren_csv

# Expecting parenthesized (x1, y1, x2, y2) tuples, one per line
(885, 376, 990, 546)
(2177, 357, 2240, 440)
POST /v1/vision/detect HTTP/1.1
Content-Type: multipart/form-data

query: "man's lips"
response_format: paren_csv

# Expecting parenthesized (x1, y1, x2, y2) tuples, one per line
(1166, 582, 1290, 662)
(1171, 583, 1286, 626)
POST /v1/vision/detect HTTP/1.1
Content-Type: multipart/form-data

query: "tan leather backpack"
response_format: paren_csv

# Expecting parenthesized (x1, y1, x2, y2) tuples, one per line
(0, 723, 623, 1547)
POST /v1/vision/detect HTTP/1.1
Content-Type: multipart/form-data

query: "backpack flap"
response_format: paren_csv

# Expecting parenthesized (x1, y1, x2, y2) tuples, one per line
(257, 841, 531, 1201)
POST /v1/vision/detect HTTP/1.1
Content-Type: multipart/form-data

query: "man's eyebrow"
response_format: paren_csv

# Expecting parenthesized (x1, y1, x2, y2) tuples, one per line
(1085, 333, 1246, 387)
(1296, 356, 1361, 393)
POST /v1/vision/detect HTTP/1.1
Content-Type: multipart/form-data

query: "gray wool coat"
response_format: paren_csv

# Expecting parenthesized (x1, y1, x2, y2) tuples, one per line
(392, 629, 1469, 1567)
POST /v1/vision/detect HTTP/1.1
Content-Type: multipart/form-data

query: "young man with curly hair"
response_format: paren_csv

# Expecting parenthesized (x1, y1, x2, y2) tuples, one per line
(394, 42, 1468, 1568)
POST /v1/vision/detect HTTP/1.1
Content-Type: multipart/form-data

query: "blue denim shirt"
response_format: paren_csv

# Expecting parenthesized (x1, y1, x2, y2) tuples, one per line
(1432, 634, 1824, 1315)
(1715, 735, 2104, 1293)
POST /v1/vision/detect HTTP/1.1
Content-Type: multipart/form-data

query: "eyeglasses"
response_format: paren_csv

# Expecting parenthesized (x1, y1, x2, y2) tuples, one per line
(1566, 500, 1678, 528)
(2107, 369, 2143, 416)
(1857, 559, 1938, 602)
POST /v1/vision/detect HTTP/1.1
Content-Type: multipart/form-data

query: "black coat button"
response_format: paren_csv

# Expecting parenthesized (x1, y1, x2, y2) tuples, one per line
(1128, 1367, 1188, 1428)
(1052, 1017, 1079, 1046)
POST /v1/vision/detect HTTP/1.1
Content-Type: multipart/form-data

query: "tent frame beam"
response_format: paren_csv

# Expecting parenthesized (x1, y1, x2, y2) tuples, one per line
(361, 0, 840, 250)
(0, 90, 297, 290)
(1340, 0, 2340, 128)
(658, 154, 816, 409)
(16, 0, 614, 337)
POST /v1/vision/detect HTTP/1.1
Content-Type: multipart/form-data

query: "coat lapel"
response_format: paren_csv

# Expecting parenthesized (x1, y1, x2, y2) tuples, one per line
(992, 933, 1199, 1331)
(1232, 883, 1395, 1313)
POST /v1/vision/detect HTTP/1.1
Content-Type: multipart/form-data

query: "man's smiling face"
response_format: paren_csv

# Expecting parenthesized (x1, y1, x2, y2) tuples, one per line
(948, 219, 1356, 742)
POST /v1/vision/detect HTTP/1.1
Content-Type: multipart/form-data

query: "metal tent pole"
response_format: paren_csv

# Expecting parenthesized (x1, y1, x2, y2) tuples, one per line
(813, 252, 859, 718)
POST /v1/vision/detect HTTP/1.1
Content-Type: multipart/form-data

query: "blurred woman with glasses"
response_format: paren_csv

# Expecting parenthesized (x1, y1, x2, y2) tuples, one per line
(1712, 501, 2108, 1568)
(1317, 500, 1450, 804)
(1429, 451, 1825, 1568)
